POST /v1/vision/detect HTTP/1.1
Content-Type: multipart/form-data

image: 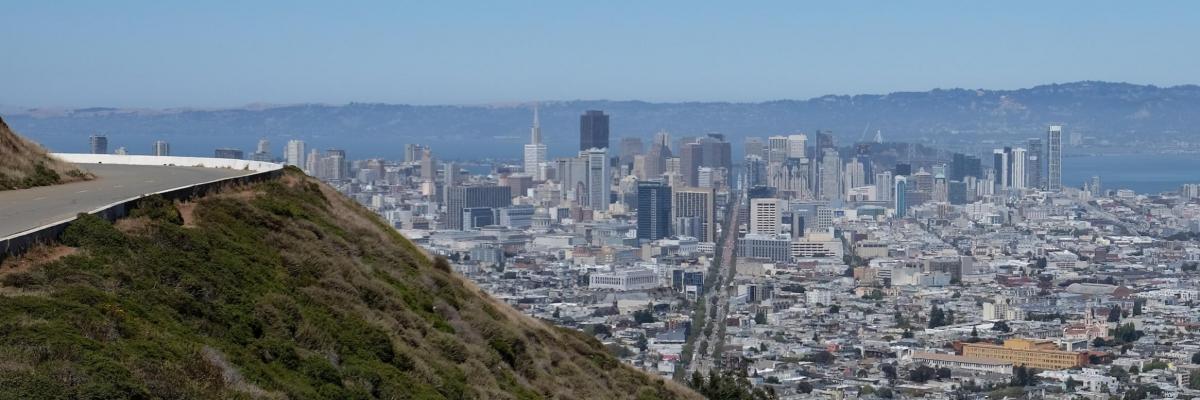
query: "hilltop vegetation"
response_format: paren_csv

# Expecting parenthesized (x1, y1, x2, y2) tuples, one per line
(0, 167, 697, 399)
(0, 115, 90, 190)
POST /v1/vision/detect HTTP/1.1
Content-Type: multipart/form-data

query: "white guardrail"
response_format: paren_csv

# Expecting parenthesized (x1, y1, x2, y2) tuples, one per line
(52, 153, 283, 172)
(0, 155, 285, 260)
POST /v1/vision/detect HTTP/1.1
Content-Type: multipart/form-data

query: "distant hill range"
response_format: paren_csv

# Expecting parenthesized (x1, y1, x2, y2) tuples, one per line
(5, 81, 1199, 159)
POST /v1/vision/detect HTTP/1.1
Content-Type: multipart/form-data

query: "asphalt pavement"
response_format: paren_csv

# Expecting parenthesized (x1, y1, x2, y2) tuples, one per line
(0, 163, 252, 238)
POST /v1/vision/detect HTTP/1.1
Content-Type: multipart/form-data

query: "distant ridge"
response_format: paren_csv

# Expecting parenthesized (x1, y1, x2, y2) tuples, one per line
(7, 81, 1199, 159)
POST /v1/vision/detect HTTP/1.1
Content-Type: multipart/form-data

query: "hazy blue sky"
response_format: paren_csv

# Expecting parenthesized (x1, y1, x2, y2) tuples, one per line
(2, 1, 1197, 108)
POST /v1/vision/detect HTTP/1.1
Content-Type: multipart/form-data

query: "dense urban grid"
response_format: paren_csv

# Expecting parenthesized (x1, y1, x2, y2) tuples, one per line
(109, 109, 1200, 399)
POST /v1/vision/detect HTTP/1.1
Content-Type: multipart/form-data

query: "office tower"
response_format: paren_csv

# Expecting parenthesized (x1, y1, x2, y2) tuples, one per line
(948, 181, 968, 205)
(523, 105, 548, 180)
(766, 158, 811, 199)
(618, 137, 643, 167)
(152, 140, 170, 156)
(445, 185, 512, 230)
(579, 110, 610, 151)
(951, 153, 983, 181)
(950, 153, 968, 181)
(913, 168, 933, 191)
(749, 198, 783, 235)
(642, 131, 672, 179)
(744, 137, 765, 159)
(767, 135, 789, 164)
(1090, 176, 1102, 197)
(814, 131, 835, 152)
(875, 171, 894, 202)
(1003, 146, 1015, 187)
(300, 148, 317, 174)
(404, 144, 425, 163)
(894, 176, 908, 217)
(933, 174, 948, 203)
(1026, 139, 1043, 189)
(843, 158, 866, 193)
(894, 163, 912, 177)
(420, 148, 435, 181)
(636, 181, 672, 241)
(673, 187, 715, 242)
(322, 149, 348, 180)
(582, 148, 610, 211)
(743, 155, 766, 188)
(285, 140, 306, 167)
(556, 156, 587, 202)
(250, 139, 270, 161)
(89, 134, 108, 154)
(817, 148, 841, 201)
(1010, 147, 1027, 190)
(214, 148, 243, 159)
(855, 152, 874, 185)
(697, 167, 715, 188)
(703, 134, 733, 172)
(787, 211, 806, 238)
(444, 162, 461, 187)
(1047, 125, 1063, 192)
(992, 149, 1008, 189)
(679, 140, 703, 187)
(786, 134, 808, 159)
(461, 207, 496, 230)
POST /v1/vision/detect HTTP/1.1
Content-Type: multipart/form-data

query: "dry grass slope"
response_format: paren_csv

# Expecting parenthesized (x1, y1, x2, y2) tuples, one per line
(0, 115, 92, 190)
(0, 167, 701, 400)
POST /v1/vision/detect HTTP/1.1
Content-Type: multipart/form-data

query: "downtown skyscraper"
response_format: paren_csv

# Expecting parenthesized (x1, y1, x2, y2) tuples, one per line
(89, 134, 108, 154)
(1047, 125, 1063, 192)
(579, 110, 609, 151)
(523, 104, 547, 181)
(636, 181, 671, 241)
(153, 140, 170, 156)
(285, 139, 306, 168)
(582, 148, 610, 211)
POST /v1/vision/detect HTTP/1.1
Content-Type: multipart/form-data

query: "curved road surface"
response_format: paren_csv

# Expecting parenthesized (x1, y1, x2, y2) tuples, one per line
(0, 163, 253, 238)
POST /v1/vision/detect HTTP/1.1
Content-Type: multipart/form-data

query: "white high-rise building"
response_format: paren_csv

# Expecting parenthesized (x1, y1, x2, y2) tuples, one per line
(285, 140, 306, 168)
(152, 140, 170, 156)
(843, 157, 865, 197)
(523, 104, 548, 181)
(786, 134, 808, 159)
(582, 148, 610, 211)
(875, 171, 893, 203)
(1010, 147, 1027, 190)
(304, 148, 319, 175)
(1047, 125, 1063, 192)
(749, 198, 783, 236)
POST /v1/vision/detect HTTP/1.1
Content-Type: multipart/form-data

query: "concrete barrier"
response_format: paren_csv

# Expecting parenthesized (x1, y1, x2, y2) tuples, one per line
(0, 155, 285, 262)
(51, 153, 283, 172)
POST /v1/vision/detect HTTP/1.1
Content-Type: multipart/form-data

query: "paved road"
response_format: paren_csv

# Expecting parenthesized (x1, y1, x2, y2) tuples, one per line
(688, 196, 740, 377)
(0, 163, 252, 238)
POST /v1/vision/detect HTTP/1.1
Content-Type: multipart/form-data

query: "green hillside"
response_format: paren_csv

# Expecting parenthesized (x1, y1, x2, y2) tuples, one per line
(0, 168, 698, 400)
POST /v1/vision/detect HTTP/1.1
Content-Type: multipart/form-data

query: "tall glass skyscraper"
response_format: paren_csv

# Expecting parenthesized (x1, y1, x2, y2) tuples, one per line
(1047, 125, 1063, 192)
(636, 181, 671, 241)
(579, 110, 609, 151)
